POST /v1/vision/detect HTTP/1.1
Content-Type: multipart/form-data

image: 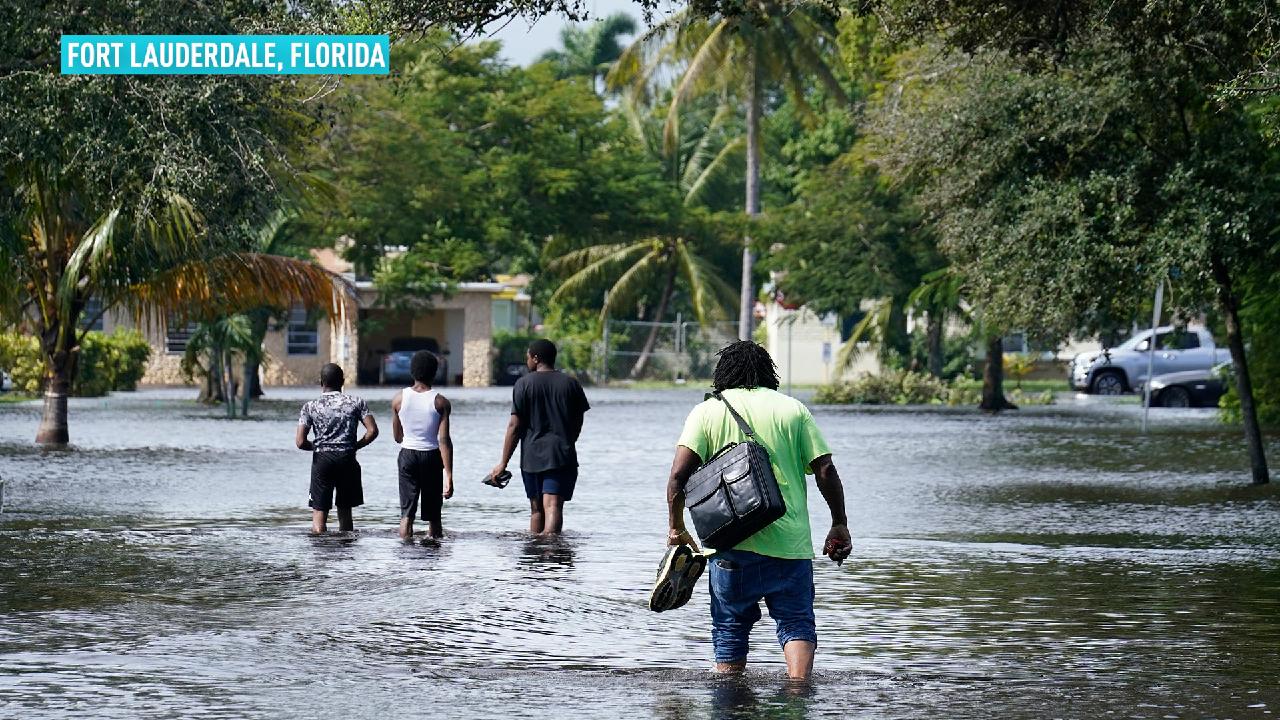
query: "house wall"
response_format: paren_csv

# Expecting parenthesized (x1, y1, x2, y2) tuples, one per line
(764, 303, 881, 386)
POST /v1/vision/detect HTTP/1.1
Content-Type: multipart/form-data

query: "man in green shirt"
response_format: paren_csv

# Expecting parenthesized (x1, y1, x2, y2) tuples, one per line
(667, 341, 851, 681)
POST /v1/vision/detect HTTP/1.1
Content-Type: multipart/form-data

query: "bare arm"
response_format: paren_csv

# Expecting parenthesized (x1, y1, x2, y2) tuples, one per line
(666, 445, 703, 551)
(437, 394, 453, 499)
(811, 453, 851, 564)
(391, 391, 404, 445)
(355, 414, 379, 450)
(490, 413, 522, 479)
(295, 424, 313, 451)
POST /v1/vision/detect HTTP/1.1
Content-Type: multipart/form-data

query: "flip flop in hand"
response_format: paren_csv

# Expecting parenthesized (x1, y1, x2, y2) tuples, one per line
(482, 470, 512, 489)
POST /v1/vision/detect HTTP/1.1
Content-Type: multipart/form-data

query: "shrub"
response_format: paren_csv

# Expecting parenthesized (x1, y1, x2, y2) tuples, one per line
(814, 369, 1053, 407)
(0, 329, 151, 396)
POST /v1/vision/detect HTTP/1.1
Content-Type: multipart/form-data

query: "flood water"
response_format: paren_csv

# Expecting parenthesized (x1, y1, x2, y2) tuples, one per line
(1, 386, 1278, 719)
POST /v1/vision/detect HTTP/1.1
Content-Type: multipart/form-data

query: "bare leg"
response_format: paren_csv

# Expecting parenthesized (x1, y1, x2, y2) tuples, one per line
(713, 660, 747, 674)
(311, 510, 328, 534)
(337, 507, 354, 532)
(427, 519, 443, 538)
(540, 493, 565, 536)
(782, 640, 815, 681)
(528, 497, 545, 534)
(399, 516, 414, 540)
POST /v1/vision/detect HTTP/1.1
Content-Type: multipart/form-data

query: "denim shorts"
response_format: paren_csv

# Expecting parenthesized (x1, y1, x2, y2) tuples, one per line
(708, 548, 817, 664)
(521, 466, 578, 501)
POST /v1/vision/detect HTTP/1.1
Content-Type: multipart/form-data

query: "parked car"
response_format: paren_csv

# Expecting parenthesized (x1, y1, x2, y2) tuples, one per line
(1068, 326, 1225, 395)
(381, 337, 448, 386)
(1143, 362, 1232, 408)
(495, 360, 530, 386)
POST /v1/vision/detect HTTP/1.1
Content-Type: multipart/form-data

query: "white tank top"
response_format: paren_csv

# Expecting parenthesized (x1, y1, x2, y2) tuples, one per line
(398, 388, 441, 451)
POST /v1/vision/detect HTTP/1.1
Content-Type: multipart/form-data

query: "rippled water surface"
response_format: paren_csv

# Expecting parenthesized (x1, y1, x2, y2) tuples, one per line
(2, 387, 1279, 719)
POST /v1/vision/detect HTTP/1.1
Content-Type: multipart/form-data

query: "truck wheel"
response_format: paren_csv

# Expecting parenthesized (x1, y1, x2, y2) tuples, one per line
(1159, 386, 1192, 408)
(1090, 370, 1126, 395)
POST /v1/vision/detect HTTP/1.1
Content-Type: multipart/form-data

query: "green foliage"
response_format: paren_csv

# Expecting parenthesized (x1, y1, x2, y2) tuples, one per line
(814, 369, 1054, 406)
(537, 307, 603, 378)
(312, 36, 672, 308)
(0, 333, 41, 394)
(1002, 353, 1037, 390)
(0, 329, 149, 397)
(1221, 264, 1280, 426)
(537, 12, 638, 81)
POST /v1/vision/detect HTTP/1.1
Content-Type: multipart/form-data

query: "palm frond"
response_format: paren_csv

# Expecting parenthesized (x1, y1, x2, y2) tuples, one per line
(780, 14, 850, 107)
(664, 20, 733, 154)
(676, 240, 736, 323)
(601, 247, 663, 319)
(684, 136, 744, 206)
(119, 252, 354, 329)
(680, 99, 736, 190)
(835, 297, 893, 370)
(548, 241, 652, 305)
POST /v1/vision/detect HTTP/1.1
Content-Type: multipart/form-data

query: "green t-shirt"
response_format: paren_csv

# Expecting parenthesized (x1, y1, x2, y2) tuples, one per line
(676, 387, 832, 560)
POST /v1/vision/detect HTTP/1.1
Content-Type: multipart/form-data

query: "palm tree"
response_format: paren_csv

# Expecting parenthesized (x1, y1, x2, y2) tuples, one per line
(546, 90, 742, 378)
(548, 234, 736, 377)
(181, 314, 264, 419)
(610, 1, 849, 340)
(0, 165, 352, 445)
(538, 12, 638, 90)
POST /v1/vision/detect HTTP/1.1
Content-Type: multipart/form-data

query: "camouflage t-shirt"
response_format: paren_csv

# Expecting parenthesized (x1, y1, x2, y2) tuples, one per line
(299, 392, 371, 452)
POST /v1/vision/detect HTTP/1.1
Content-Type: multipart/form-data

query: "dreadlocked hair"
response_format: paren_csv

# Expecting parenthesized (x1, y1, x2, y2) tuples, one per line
(712, 341, 780, 392)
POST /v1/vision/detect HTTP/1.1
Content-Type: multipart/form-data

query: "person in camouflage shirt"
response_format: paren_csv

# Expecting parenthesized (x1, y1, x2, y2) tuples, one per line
(295, 363, 379, 533)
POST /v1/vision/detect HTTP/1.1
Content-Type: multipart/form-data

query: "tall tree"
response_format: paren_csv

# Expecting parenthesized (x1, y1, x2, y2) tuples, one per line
(610, 0, 850, 340)
(538, 11, 637, 88)
(868, 1, 1279, 482)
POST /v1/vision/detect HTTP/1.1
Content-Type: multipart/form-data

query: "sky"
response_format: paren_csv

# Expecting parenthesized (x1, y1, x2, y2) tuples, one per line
(479, 0, 676, 66)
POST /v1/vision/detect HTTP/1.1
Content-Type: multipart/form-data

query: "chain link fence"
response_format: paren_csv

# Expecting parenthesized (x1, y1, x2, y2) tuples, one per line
(598, 318, 740, 383)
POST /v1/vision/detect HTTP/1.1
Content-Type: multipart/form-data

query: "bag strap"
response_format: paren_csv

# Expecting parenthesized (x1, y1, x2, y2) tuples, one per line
(711, 391, 759, 442)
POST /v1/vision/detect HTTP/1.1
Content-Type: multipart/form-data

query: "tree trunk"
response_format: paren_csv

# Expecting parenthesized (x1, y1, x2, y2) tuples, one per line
(223, 350, 237, 419)
(738, 41, 762, 342)
(244, 308, 270, 400)
(241, 357, 254, 417)
(36, 327, 75, 445)
(926, 311, 944, 378)
(980, 335, 1017, 412)
(1212, 255, 1270, 484)
(630, 262, 677, 378)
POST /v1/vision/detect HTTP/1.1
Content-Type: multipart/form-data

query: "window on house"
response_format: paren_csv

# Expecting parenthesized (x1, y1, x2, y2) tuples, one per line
(287, 305, 319, 355)
(165, 317, 198, 354)
(80, 297, 104, 332)
(1002, 333, 1029, 353)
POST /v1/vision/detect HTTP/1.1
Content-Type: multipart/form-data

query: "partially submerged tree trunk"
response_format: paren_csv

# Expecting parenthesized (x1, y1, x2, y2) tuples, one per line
(738, 42, 762, 342)
(1212, 255, 1270, 484)
(980, 335, 1017, 412)
(631, 262, 677, 378)
(926, 311, 944, 378)
(36, 327, 75, 446)
(222, 349, 237, 419)
(244, 308, 270, 401)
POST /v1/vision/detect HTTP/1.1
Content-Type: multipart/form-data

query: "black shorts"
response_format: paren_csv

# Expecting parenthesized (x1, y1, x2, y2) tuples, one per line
(398, 448, 444, 522)
(309, 451, 363, 511)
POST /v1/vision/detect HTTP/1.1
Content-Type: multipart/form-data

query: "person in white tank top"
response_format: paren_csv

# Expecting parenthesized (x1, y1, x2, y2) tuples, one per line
(391, 351, 453, 539)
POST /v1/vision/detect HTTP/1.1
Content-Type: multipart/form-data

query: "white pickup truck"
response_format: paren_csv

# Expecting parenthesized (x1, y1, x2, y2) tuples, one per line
(1068, 326, 1227, 395)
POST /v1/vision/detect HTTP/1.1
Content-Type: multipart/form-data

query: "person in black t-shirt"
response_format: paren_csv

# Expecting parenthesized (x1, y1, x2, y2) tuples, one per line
(489, 339, 590, 536)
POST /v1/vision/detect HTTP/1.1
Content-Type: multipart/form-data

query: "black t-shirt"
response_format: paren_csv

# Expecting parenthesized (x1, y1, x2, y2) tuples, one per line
(512, 370, 590, 472)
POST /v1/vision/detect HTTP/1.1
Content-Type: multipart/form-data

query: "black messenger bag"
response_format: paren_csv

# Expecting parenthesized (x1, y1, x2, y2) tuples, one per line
(683, 392, 786, 549)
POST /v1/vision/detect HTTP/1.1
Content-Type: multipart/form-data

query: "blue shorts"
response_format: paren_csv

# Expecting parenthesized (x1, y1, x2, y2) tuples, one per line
(708, 548, 817, 664)
(521, 467, 578, 502)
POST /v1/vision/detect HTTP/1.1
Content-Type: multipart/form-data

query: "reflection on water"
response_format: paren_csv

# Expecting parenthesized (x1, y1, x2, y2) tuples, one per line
(0, 388, 1278, 718)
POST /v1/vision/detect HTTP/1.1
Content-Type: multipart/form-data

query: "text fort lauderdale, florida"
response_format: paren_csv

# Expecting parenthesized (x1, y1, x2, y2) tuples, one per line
(65, 40, 386, 71)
